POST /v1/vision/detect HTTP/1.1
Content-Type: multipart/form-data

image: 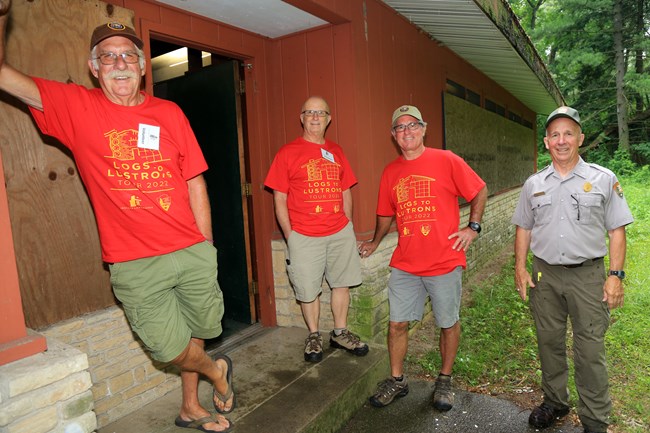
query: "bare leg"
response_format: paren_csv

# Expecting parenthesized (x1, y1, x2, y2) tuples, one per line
(300, 297, 321, 333)
(439, 321, 460, 375)
(173, 338, 233, 432)
(388, 321, 409, 377)
(330, 287, 350, 329)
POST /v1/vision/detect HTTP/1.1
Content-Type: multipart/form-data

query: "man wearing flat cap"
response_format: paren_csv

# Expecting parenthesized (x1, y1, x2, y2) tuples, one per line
(360, 104, 487, 412)
(0, 2, 234, 431)
(512, 106, 633, 433)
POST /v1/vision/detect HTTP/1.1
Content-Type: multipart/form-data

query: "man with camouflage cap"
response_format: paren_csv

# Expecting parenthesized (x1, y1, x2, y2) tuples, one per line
(360, 104, 487, 412)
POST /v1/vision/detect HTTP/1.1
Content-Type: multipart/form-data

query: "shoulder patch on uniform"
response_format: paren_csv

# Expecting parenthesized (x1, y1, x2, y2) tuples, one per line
(613, 181, 624, 197)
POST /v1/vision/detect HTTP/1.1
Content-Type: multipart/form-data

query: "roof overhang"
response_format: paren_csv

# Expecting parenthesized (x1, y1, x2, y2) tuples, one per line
(382, 0, 563, 114)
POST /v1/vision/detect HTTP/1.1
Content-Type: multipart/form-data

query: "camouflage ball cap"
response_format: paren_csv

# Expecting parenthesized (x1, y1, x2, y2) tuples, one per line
(392, 105, 423, 125)
(545, 106, 581, 128)
(90, 22, 143, 50)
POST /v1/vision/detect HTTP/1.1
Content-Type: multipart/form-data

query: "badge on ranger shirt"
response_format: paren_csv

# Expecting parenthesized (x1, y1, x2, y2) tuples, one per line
(321, 148, 335, 163)
(138, 123, 161, 150)
(583, 182, 592, 192)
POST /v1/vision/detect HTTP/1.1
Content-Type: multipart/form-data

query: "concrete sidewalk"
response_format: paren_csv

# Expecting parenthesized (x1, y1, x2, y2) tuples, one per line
(98, 326, 388, 433)
(98, 326, 581, 433)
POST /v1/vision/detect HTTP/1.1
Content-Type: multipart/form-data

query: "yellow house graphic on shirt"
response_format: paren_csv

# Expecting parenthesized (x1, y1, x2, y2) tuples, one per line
(301, 158, 341, 181)
(394, 175, 436, 203)
(105, 129, 164, 163)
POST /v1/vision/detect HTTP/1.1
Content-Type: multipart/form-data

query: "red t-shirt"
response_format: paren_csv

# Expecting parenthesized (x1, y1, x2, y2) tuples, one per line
(377, 147, 485, 276)
(29, 78, 208, 263)
(264, 137, 357, 237)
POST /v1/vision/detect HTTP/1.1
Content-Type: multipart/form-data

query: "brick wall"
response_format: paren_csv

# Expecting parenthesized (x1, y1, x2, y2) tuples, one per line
(39, 306, 181, 428)
(0, 337, 95, 433)
(272, 188, 521, 342)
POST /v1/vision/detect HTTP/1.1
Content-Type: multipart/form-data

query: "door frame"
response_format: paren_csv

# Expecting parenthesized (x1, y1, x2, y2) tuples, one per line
(143, 23, 265, 326)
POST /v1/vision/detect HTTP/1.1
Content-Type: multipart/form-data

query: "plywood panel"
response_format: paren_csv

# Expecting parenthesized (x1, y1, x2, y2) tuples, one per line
(0, 0, 135, 328)
(444, 94, 535, 194)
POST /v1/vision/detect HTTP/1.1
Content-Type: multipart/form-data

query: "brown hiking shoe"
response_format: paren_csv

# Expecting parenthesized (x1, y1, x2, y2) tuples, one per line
(329, 329, 369, 356)
(432, 374, 454, 411)
(304, 332, 323, 362)
(369, 376, 409, 407)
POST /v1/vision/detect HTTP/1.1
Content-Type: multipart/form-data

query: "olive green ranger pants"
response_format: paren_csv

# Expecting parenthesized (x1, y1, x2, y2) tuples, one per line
(530, 256, 611, 432)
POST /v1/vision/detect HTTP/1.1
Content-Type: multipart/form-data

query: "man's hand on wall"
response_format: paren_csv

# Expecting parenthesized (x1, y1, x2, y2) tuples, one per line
(0, 0, 11, 17)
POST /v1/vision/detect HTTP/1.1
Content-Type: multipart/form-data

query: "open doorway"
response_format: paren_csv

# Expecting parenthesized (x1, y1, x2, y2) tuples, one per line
(150, 39, 258, 346)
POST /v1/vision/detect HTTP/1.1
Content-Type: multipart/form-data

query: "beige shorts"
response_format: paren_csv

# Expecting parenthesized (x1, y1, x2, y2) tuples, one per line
(286, 222, 362, 302)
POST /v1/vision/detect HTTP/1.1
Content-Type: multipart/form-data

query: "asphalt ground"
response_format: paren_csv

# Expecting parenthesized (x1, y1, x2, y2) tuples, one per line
(339, 379, 582, 433)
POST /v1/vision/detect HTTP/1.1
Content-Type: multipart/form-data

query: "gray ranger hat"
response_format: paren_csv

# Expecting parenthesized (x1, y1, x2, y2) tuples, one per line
(546, 106, 581, 128)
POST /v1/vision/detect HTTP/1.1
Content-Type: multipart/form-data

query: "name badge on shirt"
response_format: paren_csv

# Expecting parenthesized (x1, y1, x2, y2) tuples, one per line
(321, 148, 335, 163)
(138, 123, 161, 150)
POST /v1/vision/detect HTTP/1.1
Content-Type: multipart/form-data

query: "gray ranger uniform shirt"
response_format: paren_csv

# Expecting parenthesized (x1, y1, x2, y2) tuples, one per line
(512, 158, 633, 265)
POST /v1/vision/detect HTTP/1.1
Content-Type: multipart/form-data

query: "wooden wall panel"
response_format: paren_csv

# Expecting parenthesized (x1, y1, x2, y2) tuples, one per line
(279, 35, 310, 141)
(306, 27, 337, 130)
(331, 23, 358, 196)
(0, 0, 135, 328)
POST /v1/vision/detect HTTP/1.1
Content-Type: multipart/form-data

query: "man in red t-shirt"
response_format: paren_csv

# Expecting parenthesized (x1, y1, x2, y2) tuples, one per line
(0, 3, 233, 431)
(265, 96, 369, 363)
(360, 105, 487, 412)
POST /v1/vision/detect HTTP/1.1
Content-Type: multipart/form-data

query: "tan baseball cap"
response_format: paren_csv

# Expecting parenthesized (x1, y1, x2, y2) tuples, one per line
(545, 106, 581, 128)
(392, 105, 423, 125)
(90, 22, 143, 50)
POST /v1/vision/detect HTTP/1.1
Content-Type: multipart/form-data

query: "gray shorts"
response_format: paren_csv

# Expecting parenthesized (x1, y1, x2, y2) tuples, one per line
(388, 266, 462, 328)
(286, 222, 362, 302)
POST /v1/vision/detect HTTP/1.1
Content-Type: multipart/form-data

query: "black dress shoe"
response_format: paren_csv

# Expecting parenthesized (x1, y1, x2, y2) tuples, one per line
(528, 402, 570, 429)
(583, 428, 606, 433)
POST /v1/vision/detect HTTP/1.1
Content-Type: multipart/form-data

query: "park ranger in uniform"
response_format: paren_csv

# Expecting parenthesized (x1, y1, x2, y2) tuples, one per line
(512, 106, 633, 433)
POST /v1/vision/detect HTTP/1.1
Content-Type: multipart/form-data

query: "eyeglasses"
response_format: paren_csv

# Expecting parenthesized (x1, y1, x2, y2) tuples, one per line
(301, 110, 330, 117)
(392, 122, 424, 133)
(94, 51, 141, 65)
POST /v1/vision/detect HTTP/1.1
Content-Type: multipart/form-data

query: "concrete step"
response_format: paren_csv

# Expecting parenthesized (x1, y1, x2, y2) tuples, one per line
(98, 326, 388, 433)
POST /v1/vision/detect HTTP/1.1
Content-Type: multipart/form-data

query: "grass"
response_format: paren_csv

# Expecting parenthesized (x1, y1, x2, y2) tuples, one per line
(408, 169, 650, 433)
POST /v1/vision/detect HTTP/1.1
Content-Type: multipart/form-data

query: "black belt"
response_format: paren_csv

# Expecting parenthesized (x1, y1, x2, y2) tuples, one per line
(535, 257, 603, 268)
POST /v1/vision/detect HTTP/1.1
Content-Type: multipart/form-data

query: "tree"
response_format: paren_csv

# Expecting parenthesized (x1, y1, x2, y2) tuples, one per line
(614, 0, 630, 151)
(507, 0, 547, 29)
(509, 0, 650, 165)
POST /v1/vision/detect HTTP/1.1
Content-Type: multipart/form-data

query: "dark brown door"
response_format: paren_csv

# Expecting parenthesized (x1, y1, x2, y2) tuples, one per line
(154, 60, 255, 330)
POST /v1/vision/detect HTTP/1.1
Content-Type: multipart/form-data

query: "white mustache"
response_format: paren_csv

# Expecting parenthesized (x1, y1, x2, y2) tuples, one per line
(105, 70, 139, 80)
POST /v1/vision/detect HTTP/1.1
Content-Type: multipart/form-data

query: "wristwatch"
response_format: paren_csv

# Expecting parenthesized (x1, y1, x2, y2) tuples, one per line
(468, 221, 481, 234)
(608, 270, 625, 280)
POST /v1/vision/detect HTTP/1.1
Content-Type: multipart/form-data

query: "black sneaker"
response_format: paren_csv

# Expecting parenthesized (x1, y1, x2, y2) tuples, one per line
(528, 402, 570, 429)
(329, 329, 369, 356)
(304, 332, 323, 362)
(432, 374, 454, 411)
(369, 376, 409, 407)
